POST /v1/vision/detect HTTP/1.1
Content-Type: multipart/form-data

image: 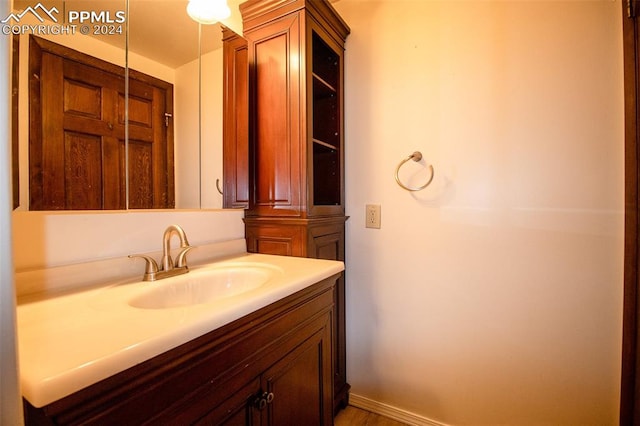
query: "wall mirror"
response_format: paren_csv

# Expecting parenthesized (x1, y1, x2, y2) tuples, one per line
(10, 0, 241, 211)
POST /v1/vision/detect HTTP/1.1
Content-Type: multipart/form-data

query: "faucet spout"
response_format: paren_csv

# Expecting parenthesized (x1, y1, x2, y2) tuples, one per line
(161, 224, 191, 272)
(130, 224, 194, 282)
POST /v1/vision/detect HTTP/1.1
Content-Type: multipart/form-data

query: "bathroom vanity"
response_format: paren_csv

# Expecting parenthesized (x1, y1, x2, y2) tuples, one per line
(18, 251, 343, 425)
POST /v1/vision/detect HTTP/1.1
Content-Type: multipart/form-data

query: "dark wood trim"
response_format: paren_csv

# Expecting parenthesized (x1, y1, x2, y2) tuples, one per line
(30, 36, 124, 77)
(622, 1, 640, 424)
(28, 36, 43, 210)
(11, 35, 19, 210)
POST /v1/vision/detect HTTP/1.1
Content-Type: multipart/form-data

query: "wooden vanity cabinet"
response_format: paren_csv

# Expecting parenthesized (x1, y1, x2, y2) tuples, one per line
(239, 0, 350, 412)
(23, 276, 339, 426)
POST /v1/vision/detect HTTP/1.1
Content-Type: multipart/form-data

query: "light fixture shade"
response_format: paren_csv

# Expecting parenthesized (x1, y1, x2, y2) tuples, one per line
(186, 0, 231, 25)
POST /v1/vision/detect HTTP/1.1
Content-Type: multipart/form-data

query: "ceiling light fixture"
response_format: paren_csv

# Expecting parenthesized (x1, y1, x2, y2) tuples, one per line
(186, 0, 231, 25)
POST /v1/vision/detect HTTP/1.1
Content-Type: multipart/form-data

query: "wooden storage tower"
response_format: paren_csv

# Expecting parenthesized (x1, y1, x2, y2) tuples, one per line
(239, 0, 350, 412)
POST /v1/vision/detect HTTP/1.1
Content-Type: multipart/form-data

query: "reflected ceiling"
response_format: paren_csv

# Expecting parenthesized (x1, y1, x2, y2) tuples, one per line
(12, 0, 225, 68)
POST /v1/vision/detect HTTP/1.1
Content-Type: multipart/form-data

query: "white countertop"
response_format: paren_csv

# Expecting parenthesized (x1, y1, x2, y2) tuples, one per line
(17, 253, 344, 408)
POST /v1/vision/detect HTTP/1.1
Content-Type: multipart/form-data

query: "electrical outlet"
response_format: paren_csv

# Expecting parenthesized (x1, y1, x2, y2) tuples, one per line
(365, 204, 381, 229)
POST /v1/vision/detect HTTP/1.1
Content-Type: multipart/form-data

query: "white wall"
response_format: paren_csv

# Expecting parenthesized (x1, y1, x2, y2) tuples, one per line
(175, 57, 202, 208)
(334, 1, 624, 425)
(12, 209, 244, 271)
(175, 48, 224, 209)
(200, 48, 224, 209)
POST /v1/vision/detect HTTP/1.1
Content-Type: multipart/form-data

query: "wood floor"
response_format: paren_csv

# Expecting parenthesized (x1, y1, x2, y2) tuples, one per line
(334, 406, 409, 426)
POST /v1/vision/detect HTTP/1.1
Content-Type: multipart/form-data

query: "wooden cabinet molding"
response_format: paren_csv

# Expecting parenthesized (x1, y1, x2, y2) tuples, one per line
(245, 216, 346, 258)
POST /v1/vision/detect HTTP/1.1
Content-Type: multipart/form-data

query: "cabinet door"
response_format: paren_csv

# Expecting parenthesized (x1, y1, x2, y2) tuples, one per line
(261, 315, 333, 426)
(246, 13, 304, 217)
(222, 29, 249, 208)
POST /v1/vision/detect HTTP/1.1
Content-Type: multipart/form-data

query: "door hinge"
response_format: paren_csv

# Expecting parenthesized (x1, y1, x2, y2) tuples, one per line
(629, 0, 636, 18)
(164, 112, 172, 127)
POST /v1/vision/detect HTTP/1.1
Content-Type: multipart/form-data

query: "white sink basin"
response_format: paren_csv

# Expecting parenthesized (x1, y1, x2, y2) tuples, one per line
(18, 252, 345, 408)
(129, 264, 278, 309)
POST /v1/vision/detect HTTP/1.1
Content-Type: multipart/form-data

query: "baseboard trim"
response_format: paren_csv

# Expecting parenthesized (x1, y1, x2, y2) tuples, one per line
(348, 393, 450, 426)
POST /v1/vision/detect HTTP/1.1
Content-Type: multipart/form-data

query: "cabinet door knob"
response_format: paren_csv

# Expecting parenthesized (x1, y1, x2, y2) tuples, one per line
(253, 395, 267, 410)
(254, 391, 274, 410)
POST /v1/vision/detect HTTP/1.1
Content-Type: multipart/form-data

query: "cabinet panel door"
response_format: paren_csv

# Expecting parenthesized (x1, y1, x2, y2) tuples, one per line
(223, 30, 249, 208)
(262, 314, 333, 426)
(247, 13, 303, 216)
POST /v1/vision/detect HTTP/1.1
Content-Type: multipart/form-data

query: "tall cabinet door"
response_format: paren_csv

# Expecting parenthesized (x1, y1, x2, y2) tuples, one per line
(222, 28, 249, 209)
(261, 314, 333, 426)
(247, 12, 304, 217)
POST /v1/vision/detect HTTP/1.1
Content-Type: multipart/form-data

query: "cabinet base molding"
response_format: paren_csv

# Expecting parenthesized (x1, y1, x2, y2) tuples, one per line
(348, 394, 449, 426)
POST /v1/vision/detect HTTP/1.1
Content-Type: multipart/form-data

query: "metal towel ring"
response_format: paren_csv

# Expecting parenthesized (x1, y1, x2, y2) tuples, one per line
(394, 151, 434, 192)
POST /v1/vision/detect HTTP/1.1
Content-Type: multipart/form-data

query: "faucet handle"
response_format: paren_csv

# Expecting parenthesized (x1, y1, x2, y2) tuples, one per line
(129, 254, 159, 281)
(175, 246, 194, 268)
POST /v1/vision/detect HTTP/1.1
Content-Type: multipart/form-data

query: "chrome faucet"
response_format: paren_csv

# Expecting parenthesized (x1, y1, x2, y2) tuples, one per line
(129, 224, 194, 281)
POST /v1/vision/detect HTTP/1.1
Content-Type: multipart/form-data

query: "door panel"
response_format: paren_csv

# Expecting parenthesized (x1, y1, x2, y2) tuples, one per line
(263, 321, 332, 426)
(64, 132, 102, 210)
(128, 139, 154, 209)
(127, 83, 171, 209)
(249, 14, 303, 216)
(223, 29, 249, 208)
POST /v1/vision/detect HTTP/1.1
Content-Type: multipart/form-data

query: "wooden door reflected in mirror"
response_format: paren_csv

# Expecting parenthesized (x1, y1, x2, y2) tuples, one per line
(10, 0, 239, 211)
(28, 36, 174, 210)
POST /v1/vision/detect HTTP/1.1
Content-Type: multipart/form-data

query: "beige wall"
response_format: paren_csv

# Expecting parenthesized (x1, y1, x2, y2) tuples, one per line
(334, 0, 624, 424)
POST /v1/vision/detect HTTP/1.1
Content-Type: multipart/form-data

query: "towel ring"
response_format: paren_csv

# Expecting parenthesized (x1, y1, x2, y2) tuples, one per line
(395, 151, 434, 192)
